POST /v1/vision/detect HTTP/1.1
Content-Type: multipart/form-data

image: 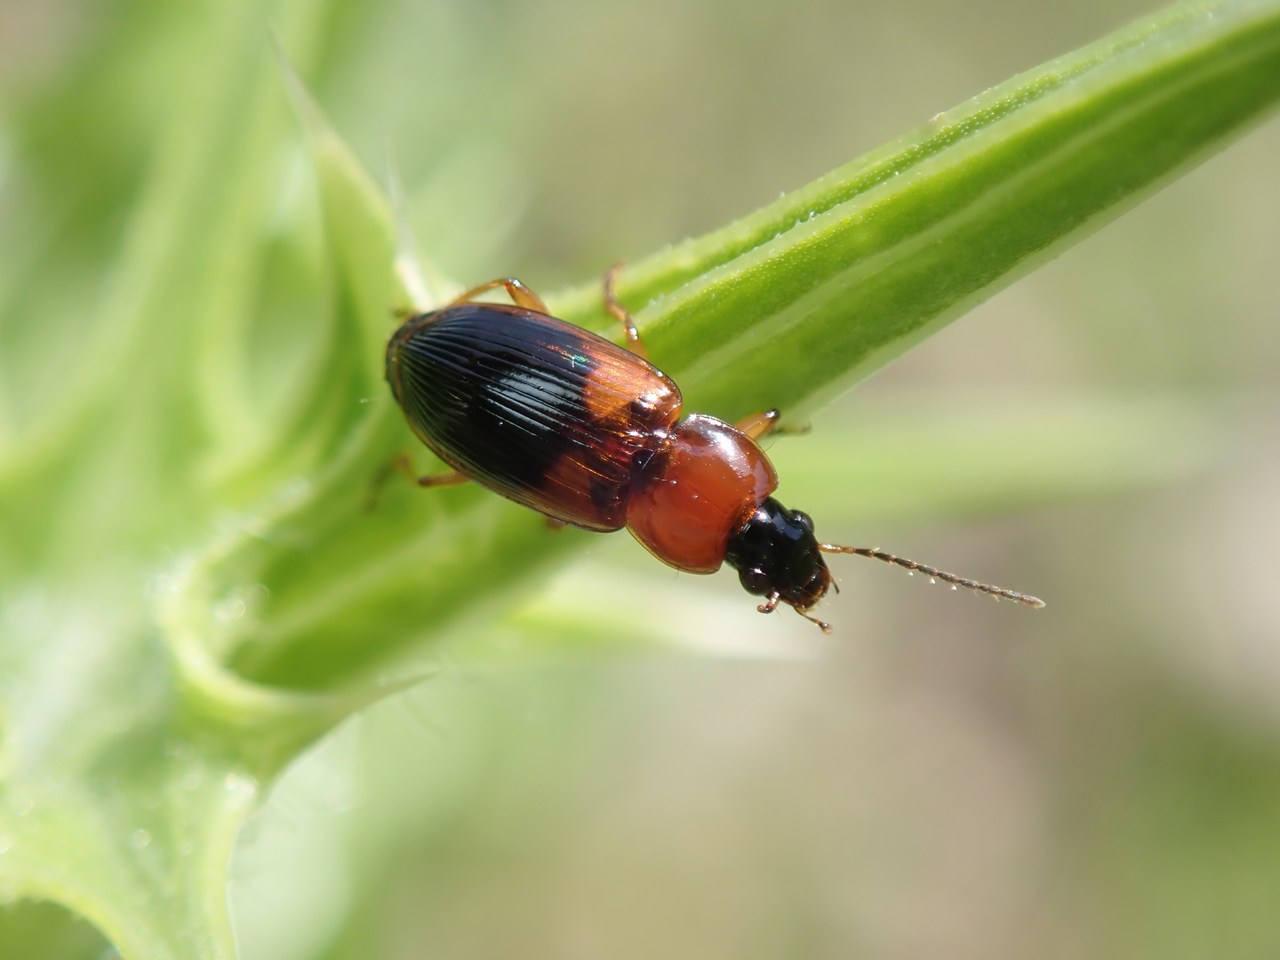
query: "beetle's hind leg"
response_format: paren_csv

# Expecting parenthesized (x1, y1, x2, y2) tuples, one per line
(366, 454, 471, 511)
(448, 278, 549, 313)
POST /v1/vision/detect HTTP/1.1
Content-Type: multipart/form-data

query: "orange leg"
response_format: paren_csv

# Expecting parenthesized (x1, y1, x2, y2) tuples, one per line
(448, 277, 549, 313)
(415, 469, 470, 488)
(734, 409, 812, 441)
(366, 454, 470, 511)
(735, 409, 781, 442)
(602, 262, 649, 360)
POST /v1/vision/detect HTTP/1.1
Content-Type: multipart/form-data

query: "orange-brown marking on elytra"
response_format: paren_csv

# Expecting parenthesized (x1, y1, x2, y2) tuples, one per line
(517, 339, 683, 531)
(533, 422, 673, 532)
(579, 348, 680, 435)
(534, 442, 633, 532)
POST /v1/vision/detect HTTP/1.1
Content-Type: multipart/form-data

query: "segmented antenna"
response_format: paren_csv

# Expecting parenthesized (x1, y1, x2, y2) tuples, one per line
(819, 544, 1045, 608)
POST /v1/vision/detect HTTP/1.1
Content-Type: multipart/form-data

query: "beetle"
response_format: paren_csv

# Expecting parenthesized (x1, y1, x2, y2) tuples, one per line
(384, 266, 1044, 631)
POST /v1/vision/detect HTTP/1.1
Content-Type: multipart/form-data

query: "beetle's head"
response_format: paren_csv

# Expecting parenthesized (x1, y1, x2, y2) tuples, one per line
(725, 497, 834, 631)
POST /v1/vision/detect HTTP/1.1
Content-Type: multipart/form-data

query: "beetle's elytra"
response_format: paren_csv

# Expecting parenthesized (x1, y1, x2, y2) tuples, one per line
(384, 268, 1043, 631)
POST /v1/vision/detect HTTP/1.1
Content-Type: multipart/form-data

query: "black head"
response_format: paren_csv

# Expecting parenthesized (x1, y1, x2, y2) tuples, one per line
(725, 497, 833, 621)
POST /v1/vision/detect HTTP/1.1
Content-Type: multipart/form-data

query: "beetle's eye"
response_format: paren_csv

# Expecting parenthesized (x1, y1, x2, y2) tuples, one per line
(738, 566, 772, 595)
(792, 510, 815, 533)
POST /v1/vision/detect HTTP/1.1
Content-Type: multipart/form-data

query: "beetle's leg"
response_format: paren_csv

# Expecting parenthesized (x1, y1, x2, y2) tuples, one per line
(448, 278, 548, 313)
(735, 409, 781, 441)
(366, 454, 470, 511)
(602, 262, 649, 361)
(415, 470, 470, 488)
(734, 409, 811, 441)
(366, 454, 408, 512)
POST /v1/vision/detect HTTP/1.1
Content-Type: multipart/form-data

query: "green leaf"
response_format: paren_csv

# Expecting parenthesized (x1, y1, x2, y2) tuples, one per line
(0, 0, 1277, 956)
(208, 0, 1280, 691)
(565, 0, 1280, 419)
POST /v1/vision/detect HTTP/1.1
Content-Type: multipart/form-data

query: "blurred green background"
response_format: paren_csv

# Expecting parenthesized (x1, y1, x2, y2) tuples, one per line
(2, 0, 1279, 957)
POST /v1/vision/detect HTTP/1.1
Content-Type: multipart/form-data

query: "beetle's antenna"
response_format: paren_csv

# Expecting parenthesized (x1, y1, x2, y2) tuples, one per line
(819, 544, 1045, 608)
